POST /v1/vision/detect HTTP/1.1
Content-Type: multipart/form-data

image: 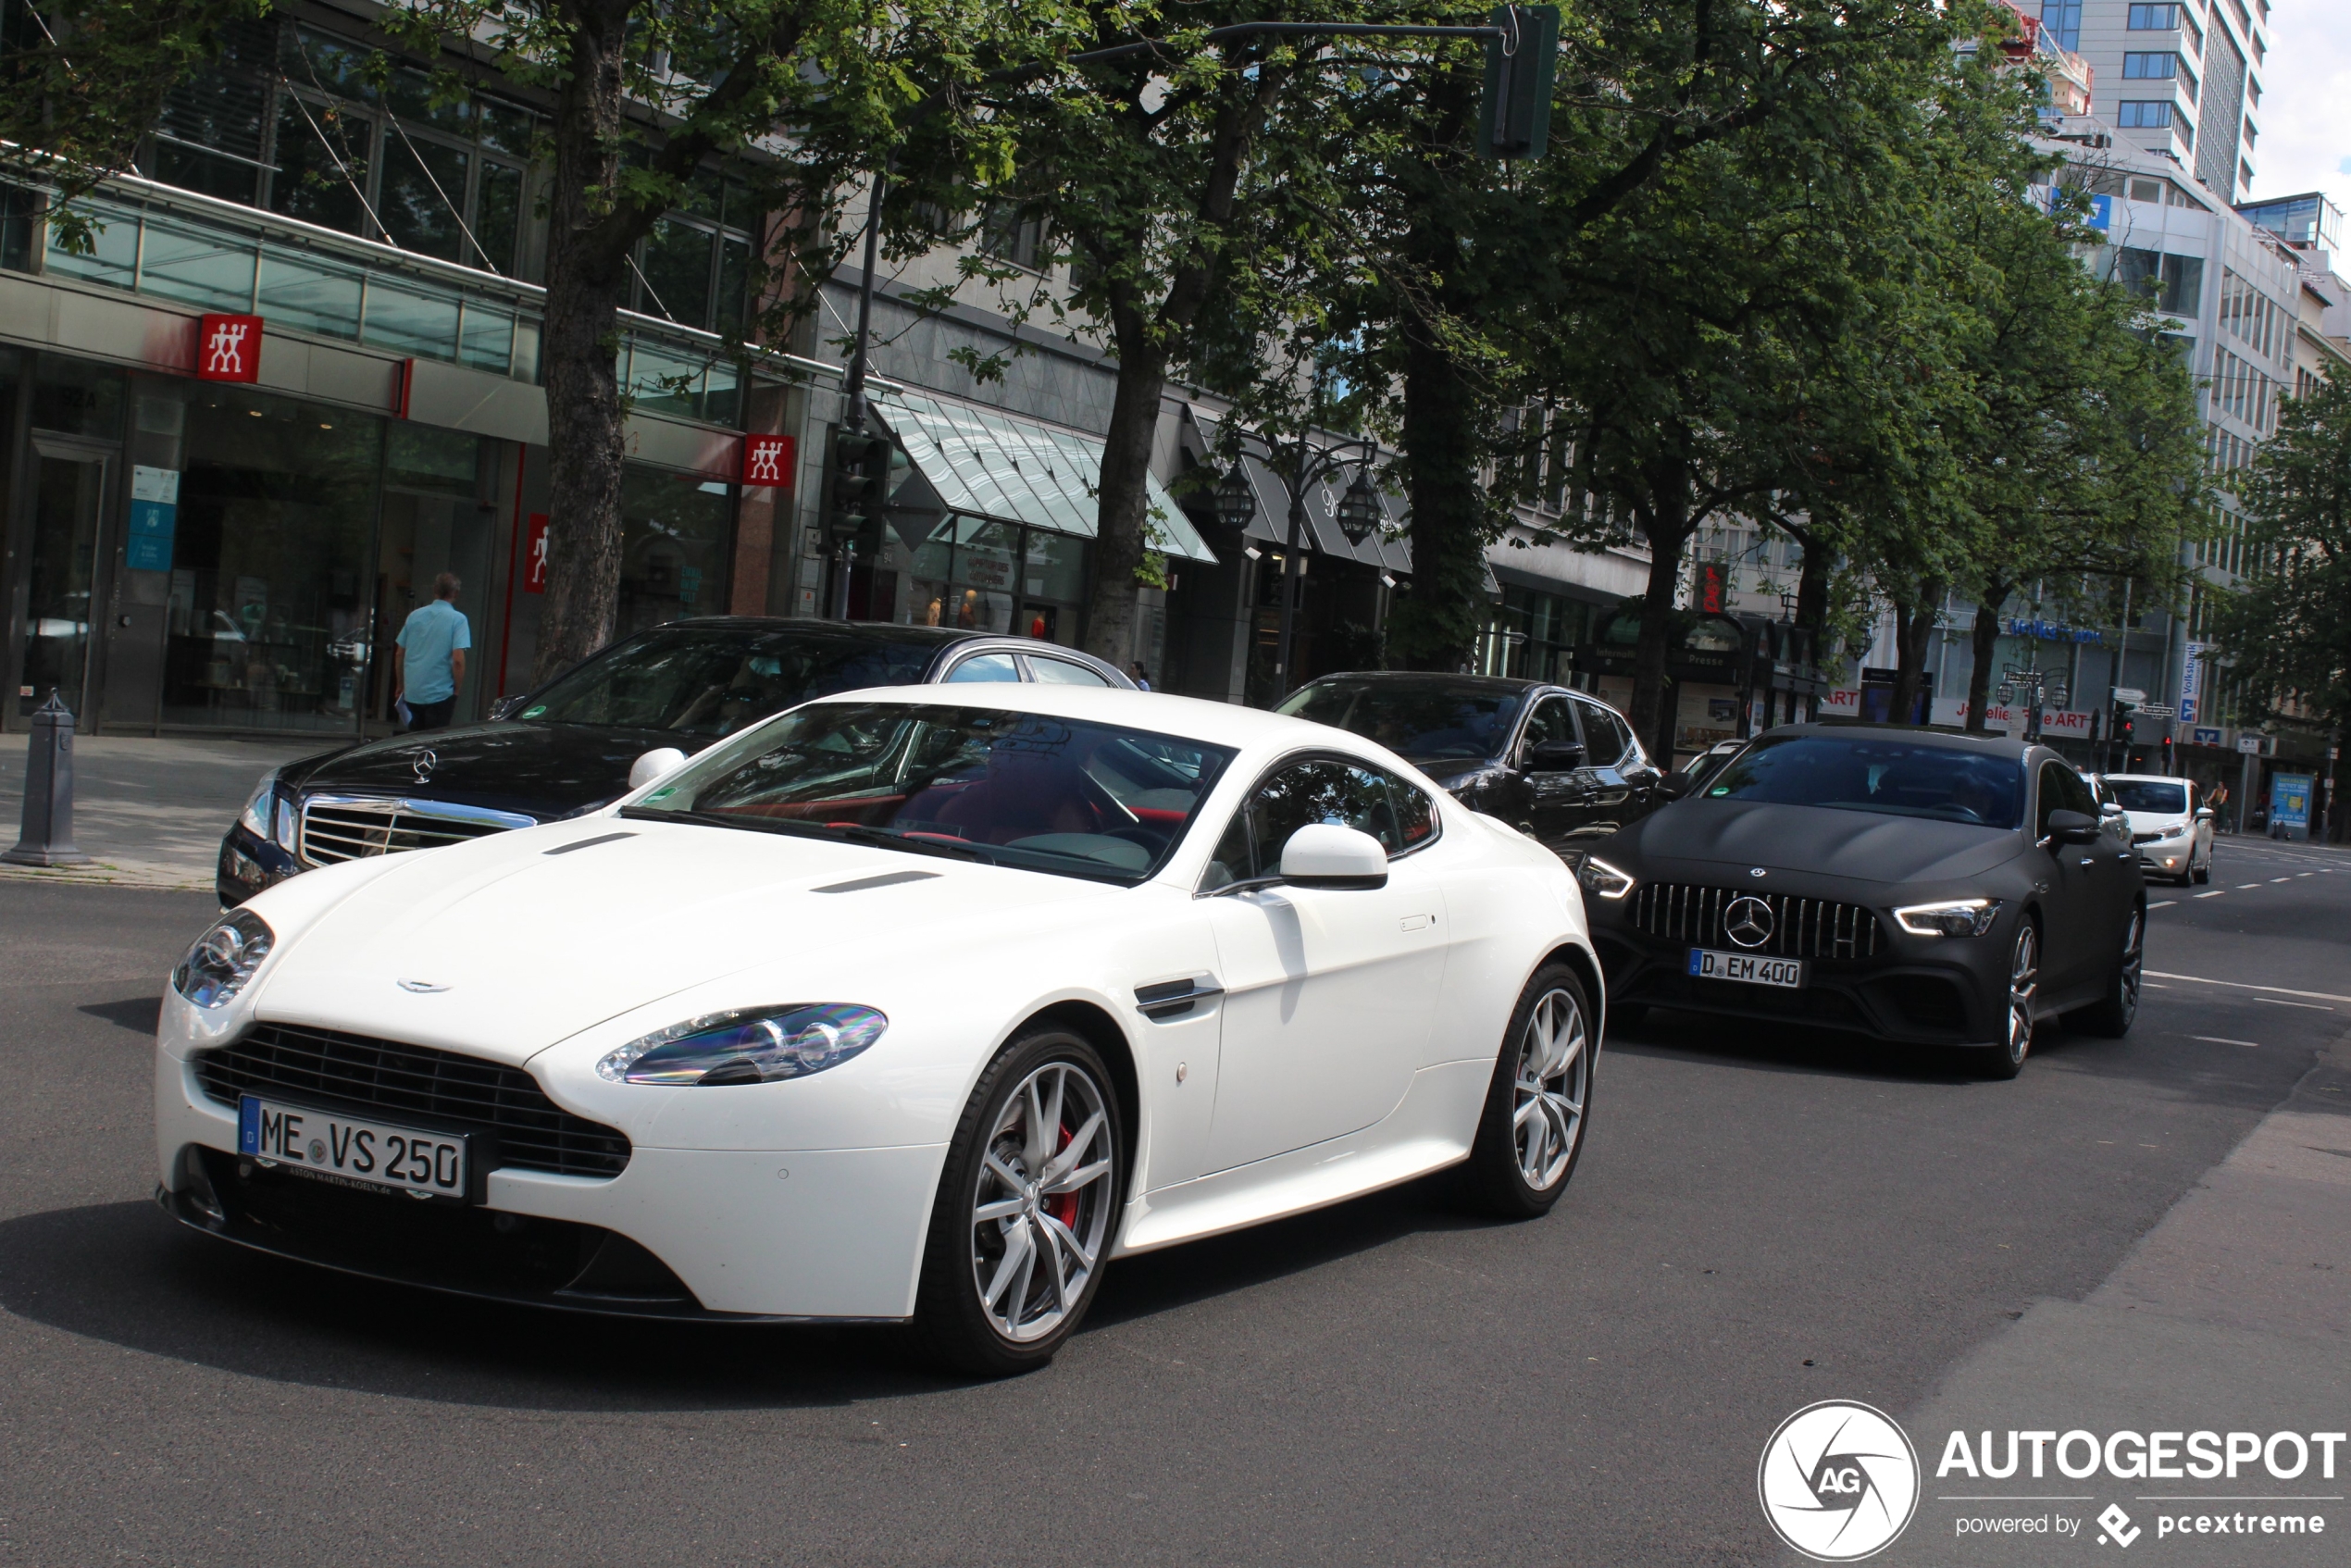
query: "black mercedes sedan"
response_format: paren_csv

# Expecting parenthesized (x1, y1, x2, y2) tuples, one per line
(1580, 723, 2145, 1076)
(1274, 671, 1666, 860)
(216, 619, 1133, 904)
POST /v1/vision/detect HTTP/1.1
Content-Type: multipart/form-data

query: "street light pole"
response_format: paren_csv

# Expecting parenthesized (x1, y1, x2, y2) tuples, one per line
(833, 164, 889, 623)
(1211, 424, 1385, 702)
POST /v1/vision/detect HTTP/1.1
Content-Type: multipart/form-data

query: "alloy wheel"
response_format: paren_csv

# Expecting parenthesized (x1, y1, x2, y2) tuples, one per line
(1512, 988, 1588, 1190)
(2116, 906, 2144, 1028)
(968, 1061, 1115, 1345)
(2006, 923, 2040, 1065)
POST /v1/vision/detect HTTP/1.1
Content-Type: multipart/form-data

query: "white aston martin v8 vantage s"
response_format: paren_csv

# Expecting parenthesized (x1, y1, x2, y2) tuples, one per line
(155, 685, 1604, 1374)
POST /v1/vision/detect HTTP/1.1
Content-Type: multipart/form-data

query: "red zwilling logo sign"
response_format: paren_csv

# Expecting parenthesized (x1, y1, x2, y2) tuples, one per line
(741, 434, 795, 489)
(522, 513, 550, 593)
(196, 314, 264, 382)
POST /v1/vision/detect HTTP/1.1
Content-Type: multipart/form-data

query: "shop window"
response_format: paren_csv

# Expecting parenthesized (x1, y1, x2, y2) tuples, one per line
(616, 467, 733, 638)
(31, 356, 124, 439)
(160, 386, 384, 733)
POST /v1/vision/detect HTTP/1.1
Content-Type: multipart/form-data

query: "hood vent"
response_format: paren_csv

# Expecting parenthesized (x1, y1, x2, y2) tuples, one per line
(815, 870, 942, 894)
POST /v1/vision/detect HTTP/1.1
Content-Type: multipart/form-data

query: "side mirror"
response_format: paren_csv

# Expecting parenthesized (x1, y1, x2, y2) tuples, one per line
(2195, 806, 2214, 822)
(489, 694, 529, 721)
(1659, 772, 1697, 801)
(1278, 823, 1389, 890)
(1525, 739, 1586, 773)
(629, 747, 689, 790)
(2042, 808, 2100, 847)
(2099, 800, 2124, 817)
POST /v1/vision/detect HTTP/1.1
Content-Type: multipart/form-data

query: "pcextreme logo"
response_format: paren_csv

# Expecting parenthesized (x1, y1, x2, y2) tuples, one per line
(1760, 1400, 1922, 1562)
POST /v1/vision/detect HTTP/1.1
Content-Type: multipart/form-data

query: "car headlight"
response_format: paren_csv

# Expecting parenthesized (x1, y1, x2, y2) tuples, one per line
(237, 771, 279, 840)
(172, 910, 276, 1007)
(2159, 822, 2189, 840)
(1893, 898, 2003, 938)
(1577, 856, 1636, 901)
(595, 1003, 888, 1087)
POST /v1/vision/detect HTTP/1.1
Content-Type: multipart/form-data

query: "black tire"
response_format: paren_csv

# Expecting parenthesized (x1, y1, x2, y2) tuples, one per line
(909, 1027, 1124, 1377)
(1461, 964, 1596, 1217)
(2191, 856, 2210, 885)
(2071, 902, 2145, 1039)
(1977, 915, 2040, 1080)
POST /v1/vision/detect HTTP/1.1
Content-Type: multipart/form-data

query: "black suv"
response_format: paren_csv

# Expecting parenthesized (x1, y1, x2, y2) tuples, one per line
(1274, 671, 1667, 859)
(217, 619, 1133, 904)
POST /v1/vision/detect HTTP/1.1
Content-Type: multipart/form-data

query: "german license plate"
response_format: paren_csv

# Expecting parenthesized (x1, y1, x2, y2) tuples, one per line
(1687, 949, 1805, 989)
(238, 1095, 468, 1200)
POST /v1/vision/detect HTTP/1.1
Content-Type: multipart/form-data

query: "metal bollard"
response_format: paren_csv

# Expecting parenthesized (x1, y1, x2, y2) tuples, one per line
(4, 690, 93, 867)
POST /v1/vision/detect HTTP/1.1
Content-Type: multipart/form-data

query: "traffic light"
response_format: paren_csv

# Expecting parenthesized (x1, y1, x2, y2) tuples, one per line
(827, 426, 887, 546)
(1479, 6, 1559, 160)
(2115, 701, 2136, 747)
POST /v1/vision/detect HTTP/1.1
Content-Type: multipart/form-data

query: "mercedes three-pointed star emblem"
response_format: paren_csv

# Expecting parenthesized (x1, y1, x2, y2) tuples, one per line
(1723, 894, 1776, 950)
(411, 747, 438, 783)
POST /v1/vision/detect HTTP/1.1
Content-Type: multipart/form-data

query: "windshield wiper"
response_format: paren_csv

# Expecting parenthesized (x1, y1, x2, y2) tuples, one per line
(618, 805, 992, 863)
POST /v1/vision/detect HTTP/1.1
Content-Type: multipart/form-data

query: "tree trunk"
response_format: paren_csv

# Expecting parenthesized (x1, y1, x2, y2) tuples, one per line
(1887, 584, 1942, 724)
(1793, 529, 1831, 648)
(1629, 480, 1692, 764)
(531, 1, 632, 684)
(1388, 320, 1490, 672)
(1083, 319, 1168, 669)
(1964, 583, 2010, 733)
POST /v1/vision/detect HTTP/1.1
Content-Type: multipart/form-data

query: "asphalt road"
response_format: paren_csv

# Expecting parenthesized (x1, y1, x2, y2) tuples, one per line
(2, 838, 2346, 1566)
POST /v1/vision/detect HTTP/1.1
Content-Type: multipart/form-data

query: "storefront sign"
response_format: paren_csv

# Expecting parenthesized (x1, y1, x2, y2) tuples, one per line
(2192, 726, 2225, 747)
(196, 313, 263, 382)
(2005, 617, 2102, 643)
(2270, 774, 2313, 836)
(741, 434, 795, 489)
(2179, 639, 2204, 725)
(522, 513, 550, 594)
(127, 467, 180, 571)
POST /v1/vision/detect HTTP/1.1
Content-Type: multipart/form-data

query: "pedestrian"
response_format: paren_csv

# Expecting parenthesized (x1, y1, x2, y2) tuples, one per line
(1128, 661, 1151, 691)
(2210, 779, 2230, 834)
(393, 572, 470, 731)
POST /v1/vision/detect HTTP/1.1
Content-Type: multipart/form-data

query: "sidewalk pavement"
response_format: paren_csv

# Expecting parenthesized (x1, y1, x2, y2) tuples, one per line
(1867, 1030, 2351, 1566)
(0, 734, 330, 892)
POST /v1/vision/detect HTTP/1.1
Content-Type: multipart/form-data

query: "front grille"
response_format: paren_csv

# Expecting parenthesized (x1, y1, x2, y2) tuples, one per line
(298, 797, 530, 866)
(1626, 883, 1883, 961)
(193, 1024, 630, 1178)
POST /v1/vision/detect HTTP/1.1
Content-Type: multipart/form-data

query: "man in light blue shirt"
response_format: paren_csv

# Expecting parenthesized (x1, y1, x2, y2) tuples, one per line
(393, 573, 471, 731)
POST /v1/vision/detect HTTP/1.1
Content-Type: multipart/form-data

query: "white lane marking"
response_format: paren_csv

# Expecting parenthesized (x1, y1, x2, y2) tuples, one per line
(2271, 877, 2293, 883)
(2299, 872, 2315, 877)
(2146, 972, 2351, 1004)
(2148, 900, 2177, 909)
(2187, 1035, 2262, 1048)
(2238, 883, 2263, 890)
(2194, 890, 2226, 898)
(2256, 996, 2334, 1011)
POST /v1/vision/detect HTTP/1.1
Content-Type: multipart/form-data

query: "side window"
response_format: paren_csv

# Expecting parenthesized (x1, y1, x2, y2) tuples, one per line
(2059, 767, 2098, 818)
(1200, 757, 1412, 889)
(1519, 697, 1577, 761)
(2035, 762, 2071, 838)
(941, 653, 1020, 683)
(1026, 655, 1113, 687)
(1575, 699, 1635, 765)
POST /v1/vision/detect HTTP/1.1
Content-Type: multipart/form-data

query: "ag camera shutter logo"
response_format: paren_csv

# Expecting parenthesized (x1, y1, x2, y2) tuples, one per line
(1759, 1400, 1921, 1561)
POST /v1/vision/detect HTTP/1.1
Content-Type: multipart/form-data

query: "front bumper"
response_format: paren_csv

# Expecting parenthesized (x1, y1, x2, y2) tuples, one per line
(217, 823, 304, 906)
(156, 1044, 945, 1320)
(2135, 841, 2191, 876)
(1592, 922, 2009, 1046)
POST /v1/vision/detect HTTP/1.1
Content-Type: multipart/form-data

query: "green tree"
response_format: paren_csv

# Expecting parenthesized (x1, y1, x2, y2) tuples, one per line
(2207, 375, 2351, 834)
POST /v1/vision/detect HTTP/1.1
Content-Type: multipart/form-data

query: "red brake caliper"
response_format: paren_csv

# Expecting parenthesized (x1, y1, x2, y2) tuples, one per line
(1045, 1120, 1079, 1230)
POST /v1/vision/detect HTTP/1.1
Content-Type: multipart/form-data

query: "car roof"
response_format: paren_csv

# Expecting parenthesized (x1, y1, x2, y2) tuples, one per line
(1765, 721, 2034, 756)
(655, 617, 978, 647)
(2103, 773, 2194, 784)
(801, 681, 1371, 753)
(1293, 669, 1550, 697)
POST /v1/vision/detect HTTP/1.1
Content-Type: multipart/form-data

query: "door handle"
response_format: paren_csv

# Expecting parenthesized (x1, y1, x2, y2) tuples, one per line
(1399, 913, 1435, 932)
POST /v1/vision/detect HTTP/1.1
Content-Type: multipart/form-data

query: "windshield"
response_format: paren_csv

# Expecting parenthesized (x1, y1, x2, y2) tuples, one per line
(1275, 680, 1526, 762)
(2108, 779, 2188, 815)
(1701, 734, 2025, 828)
(516, 628, 940, 737)
(621, 702, 1237, 883)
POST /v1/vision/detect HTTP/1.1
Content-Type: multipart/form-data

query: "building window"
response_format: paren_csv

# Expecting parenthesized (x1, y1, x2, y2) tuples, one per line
(2039, 0, 2084, 51)
(627, 168, 758, 335)
(2119, 101, 2174, 128)
(2126, 4, 2176, 27)
(2122, 51, 2178, 78)
(2108, 247, 2204, 315)
(979, 202, 1049, 273)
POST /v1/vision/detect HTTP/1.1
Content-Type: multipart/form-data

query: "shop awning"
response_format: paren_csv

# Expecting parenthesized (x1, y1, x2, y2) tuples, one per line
(877, 392, 1218, 565)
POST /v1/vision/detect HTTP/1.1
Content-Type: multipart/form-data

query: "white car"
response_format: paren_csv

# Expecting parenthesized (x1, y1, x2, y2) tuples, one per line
(155, 684, 1603, 1374)
(2102, 773, 2213, 885)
